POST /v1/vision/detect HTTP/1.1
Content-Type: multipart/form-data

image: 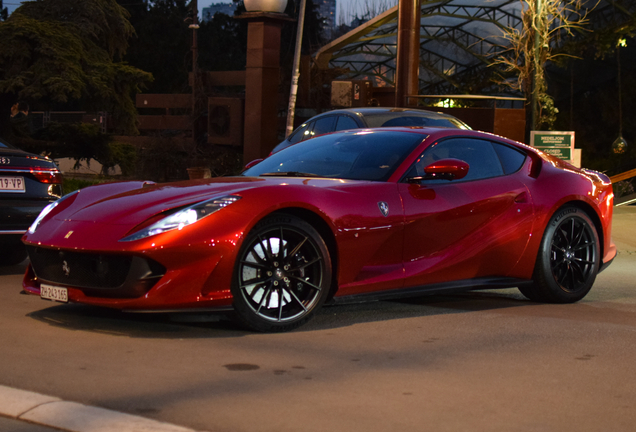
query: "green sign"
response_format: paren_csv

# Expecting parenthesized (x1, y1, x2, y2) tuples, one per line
(530, 131, 575, 162)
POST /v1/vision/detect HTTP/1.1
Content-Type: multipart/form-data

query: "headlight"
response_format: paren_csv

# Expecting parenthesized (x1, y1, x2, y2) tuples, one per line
(120, 195, 241, 242)
(28, 190, 79, 234)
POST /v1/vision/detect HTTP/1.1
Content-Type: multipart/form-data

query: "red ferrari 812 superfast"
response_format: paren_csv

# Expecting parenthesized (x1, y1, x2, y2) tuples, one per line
(22, 128, 615, 331)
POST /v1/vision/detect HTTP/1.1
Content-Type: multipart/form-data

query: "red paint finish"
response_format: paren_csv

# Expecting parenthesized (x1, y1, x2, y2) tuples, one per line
(22, 128, 616, 317)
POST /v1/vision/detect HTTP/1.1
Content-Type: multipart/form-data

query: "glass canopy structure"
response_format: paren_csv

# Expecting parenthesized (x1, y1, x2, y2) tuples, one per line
(314, 0, 635, 97)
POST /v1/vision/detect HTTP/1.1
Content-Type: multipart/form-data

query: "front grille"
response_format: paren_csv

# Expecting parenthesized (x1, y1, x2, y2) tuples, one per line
(27, 246, 165, 298)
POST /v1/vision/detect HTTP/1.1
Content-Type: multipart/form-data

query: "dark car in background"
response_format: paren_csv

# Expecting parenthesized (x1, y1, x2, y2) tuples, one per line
(0, 138, 62, 265)
(271, 107, 472, 154)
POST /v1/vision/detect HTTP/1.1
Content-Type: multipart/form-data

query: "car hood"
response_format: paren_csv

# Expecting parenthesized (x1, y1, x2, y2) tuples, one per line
(58, 176, 355, 227)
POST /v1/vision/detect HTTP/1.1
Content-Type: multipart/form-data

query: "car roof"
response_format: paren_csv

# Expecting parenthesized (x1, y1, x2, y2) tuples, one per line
(317, 107, 454, 118)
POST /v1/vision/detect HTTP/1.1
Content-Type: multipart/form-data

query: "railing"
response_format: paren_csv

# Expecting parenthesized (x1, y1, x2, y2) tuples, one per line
(30, 111, 108, 133)
(611, 168, 636, 207)
(610, 168, 636, 184)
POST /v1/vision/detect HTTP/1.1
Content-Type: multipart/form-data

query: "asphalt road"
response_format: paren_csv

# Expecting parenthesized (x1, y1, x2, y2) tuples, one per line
(1, 206, 635, 432)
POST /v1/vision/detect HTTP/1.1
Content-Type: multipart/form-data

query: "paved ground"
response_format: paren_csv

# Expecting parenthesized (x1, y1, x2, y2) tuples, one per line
(0, 206, 635, 432)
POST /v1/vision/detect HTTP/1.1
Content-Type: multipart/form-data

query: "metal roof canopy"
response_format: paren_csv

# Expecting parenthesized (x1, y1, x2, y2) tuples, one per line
(314, 0, 635, 99)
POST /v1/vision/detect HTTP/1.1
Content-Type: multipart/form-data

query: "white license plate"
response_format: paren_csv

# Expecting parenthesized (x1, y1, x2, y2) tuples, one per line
(40, 284, 68, 303)
(0, 176, 25, 192)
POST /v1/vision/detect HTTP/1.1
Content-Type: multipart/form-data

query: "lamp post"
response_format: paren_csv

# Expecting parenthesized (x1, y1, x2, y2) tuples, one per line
(285, 0, 306, 137)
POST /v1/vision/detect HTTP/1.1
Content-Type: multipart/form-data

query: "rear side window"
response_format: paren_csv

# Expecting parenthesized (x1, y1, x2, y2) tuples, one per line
(493, 142, 527, 174)
(311, 116, 337, 137)
(335, 115, 359, 131)
(288, 122, 312, 144)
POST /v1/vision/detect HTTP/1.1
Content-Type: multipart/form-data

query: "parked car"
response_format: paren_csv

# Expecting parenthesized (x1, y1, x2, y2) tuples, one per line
(22, 128, 614, 332)
(0, 138, 63, 265)
(271, 107, 471, 154)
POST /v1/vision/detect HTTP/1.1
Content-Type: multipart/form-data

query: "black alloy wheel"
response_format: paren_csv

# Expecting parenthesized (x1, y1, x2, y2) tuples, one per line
(520, 206, 600, 303)
(232, 214, 332, 332)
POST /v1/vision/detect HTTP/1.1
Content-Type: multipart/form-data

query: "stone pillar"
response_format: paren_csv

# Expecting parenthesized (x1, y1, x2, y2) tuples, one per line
(238, 12, 291, 164)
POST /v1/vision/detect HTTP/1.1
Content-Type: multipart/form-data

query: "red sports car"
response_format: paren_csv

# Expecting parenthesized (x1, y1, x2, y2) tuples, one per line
(22, 128, 616, 332)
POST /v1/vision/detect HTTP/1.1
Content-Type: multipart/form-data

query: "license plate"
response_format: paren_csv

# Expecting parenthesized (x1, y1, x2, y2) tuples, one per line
(0, 176, 25, 192)
(40, 284, 68, 303)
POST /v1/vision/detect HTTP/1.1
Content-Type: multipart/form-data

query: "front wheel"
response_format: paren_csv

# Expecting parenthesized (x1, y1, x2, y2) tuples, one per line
(231, 214, 332, 332)
(519, 206, 600, 303)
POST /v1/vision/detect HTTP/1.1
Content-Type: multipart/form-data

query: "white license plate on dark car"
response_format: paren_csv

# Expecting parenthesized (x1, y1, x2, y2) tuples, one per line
(0, 176, 25, 192)
(40, 284, 68, 303)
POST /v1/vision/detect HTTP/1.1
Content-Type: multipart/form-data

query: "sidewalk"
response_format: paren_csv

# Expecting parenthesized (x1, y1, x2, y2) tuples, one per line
(0, 385, 203, 432)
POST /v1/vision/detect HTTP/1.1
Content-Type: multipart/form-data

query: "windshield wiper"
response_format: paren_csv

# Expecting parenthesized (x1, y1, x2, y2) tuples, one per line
(259, 171, 325, 178)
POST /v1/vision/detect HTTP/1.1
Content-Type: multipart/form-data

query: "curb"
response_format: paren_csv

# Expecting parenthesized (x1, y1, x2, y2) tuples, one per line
(0, 385, 204, 432)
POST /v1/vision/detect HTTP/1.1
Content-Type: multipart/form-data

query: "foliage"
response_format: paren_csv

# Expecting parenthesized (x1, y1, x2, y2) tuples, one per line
(0, 0, 152, 134)
(62, 177, 107, 193)
(103, 141, 138, 176)
(132, 134, 243, 182)
(27, 122, 137, 176)
(197, 11, 248, 74)
(118, 0, 326, 95)
(119, 0, 192, 94)
(134, 136, 196, 182)
(33, 123, 111, 162)
(492, 0, 592, 130)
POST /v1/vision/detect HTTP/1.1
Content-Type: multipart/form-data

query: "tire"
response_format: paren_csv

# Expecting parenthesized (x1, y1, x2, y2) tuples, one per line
(231, 214, 332, 332)
(519, 206, 600, 303)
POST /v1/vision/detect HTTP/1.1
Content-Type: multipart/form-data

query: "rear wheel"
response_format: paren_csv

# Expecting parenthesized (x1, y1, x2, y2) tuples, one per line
(519, 206, 600, 303)
(231, 214, 332, 332)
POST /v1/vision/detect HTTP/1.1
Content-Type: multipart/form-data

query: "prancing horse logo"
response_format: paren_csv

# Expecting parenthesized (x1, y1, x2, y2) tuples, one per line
(62, 260, 70, 277)
(378, 201, 389, 217)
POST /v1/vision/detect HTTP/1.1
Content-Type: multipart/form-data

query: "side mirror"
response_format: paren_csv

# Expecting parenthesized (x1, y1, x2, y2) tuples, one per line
(243, 159, 264, 170)
(408, 158, 469, 182)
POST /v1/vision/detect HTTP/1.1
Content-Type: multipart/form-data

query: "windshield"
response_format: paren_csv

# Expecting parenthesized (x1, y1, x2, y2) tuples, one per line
(243, 130, 425, 182)
(364, 113, 471, 129)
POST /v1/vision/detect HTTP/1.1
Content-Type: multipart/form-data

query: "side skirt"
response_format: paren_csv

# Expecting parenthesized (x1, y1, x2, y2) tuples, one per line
(329, 277, 533, 305)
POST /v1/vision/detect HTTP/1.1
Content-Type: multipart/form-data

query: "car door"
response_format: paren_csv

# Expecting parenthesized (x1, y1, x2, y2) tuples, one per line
(398, 137, 535, 288)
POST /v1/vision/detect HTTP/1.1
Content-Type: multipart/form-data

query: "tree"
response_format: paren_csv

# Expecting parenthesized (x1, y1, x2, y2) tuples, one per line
(493, 0, 592, 131)
(0, 0, 152, 135)
(120, 0, 194, 94)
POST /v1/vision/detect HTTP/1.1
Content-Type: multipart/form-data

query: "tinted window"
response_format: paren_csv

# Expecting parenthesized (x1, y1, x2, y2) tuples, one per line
(408, 138, 504, 182)
(362, 112, 471, 130)
(335, 115, 359, 131)
(493, 142, 526, 174)
(243, 130, 424, 182)
(311, 116, 337, 137)
(288, 123, 311, 144)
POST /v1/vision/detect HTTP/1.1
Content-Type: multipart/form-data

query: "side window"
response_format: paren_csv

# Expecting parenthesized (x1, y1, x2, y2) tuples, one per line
(311, 116, 337, 137)
(408, 138, 504, 182)
(493, 142, 527, 174)
(288, 122, 311, 144)
(335, 115, 359, 131)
